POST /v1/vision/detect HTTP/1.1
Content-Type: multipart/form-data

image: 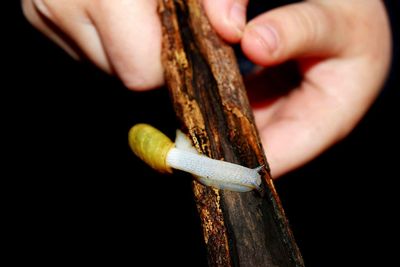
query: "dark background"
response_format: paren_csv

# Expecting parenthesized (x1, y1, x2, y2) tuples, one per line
(8, 1, 399, 266)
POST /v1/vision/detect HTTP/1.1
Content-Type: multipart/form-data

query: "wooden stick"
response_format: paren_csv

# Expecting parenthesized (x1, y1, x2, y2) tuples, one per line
(158, 0, 304, 266)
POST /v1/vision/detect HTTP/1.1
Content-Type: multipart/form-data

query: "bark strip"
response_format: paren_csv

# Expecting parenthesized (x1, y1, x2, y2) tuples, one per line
(158, 0, 304, 266)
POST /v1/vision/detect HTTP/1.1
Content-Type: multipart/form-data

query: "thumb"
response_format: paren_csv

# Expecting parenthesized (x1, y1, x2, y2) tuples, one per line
(242, 2, 346, 66)
(203, 0, 249, 43)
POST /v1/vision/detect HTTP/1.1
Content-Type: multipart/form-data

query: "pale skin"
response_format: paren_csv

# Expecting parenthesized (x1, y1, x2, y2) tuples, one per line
(22, 0, 391, 178)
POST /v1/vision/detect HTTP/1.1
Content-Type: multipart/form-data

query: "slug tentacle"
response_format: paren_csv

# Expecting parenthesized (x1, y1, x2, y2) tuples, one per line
(128, 124, 262, 192)
(175, 130, 197, 153)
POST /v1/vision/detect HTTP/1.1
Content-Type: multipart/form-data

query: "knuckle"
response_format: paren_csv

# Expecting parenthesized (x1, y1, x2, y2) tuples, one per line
(290, 4, 328, 46)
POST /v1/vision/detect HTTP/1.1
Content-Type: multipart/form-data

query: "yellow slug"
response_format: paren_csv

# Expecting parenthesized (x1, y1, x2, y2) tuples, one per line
(128, 123, 262, 192)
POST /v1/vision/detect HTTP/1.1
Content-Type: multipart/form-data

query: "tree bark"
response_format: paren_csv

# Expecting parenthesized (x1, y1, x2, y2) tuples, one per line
(158, 0, 304, 266)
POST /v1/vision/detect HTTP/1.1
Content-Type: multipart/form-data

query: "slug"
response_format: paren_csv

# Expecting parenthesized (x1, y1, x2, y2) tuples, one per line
(128, 124, 262, 192)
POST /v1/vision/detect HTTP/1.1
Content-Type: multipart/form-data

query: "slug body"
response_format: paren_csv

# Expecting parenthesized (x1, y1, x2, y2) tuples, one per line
(128, 124, 262, 192)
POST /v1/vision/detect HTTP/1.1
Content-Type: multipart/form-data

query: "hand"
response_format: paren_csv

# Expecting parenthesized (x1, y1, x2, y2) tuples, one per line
(203, 0, 391, 177)
(23, 0, 391, 178)
(22, 0, 163, 90)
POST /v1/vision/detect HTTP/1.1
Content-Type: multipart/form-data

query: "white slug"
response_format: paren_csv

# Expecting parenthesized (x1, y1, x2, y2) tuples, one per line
(128, 124, 262, 192)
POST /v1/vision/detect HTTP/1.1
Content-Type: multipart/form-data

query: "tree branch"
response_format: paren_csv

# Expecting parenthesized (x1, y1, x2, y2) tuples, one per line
(158, 0, 304, 266)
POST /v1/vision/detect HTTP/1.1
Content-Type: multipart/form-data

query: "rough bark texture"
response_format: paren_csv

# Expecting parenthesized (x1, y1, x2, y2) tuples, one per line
(158, 0, 305, 266)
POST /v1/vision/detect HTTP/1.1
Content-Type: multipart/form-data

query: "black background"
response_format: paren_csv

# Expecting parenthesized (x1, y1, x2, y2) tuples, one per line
(8, 1, 399, 266)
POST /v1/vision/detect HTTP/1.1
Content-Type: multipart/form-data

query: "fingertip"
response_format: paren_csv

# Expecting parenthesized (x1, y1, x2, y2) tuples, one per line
(241, 22, 281, 66)
(119, 65, 164, 91)
(261, 131, 312, 179)
(242, 2, 345, 67)
(203, 0, 247, 43)
(89, 0, 164, 91)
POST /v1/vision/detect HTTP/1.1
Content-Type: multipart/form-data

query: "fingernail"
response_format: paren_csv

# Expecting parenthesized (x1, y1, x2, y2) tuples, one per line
(229, 2, 246, 35)
(33, 0, 52, 18)
(250, 24, 279, 53)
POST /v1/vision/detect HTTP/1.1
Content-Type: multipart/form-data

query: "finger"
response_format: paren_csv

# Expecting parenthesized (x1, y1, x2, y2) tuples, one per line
(257, 82, 353, 178)
(203, 0, 248, 43)
(249, 0, 391, 178)
(22, 0, 81, 60)
(256, 50, 390, 179)
(24, 0, 163, 91)
(241, 2, 347, 66)
(27, 0, 113, 73)
(87, 0, 163, 90)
